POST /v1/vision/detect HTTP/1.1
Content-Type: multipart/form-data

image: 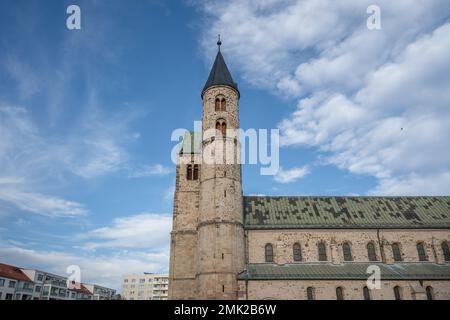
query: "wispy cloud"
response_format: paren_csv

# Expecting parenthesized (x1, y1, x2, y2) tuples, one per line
(0, 188, 87, 218)
(128, 164, 172, 178)
(274, 166, 310, 184)
(81, 213, 172, 250)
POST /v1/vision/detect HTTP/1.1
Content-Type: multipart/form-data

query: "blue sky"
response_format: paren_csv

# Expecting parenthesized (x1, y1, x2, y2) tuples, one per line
(1, 0, 449, 290)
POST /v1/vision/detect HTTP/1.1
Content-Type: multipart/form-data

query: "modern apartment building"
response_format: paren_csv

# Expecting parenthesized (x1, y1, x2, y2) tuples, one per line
(0, 262, 116, 300)
(0, 263, 35, 300)
(121, 273, 168, 300)
(83, 283, 116, 300)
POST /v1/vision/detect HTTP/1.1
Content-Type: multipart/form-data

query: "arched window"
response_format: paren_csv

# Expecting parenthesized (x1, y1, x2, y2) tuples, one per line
(306, 287, 315, 300)
(186, 164, 192, 181)
(367, 242, 378, 261)
(417, 242, 428, 261)
(215, 98, 220, 111)
(293, 243, 302, 262)
(343, 242, 353, 261)
(441, 241, 450, 262)
(220, 98, 226, 111)
(393, 286, 402, 300)
(215, 120, 227, 137)
(363, 286, 371, 300)
(336, 287, 344, 300)
(392, 243, 402, 261)
(318, 242, 327, 261)
(426, 286, 434, 300)
(193, 165, 199, 180)
(221, 122, 227, 137)
(265, 244, 274, 263)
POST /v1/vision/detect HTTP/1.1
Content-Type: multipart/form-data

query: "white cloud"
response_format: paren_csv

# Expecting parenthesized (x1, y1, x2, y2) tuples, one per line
(198, 0, 450, 195)
(82, 213, 172, 250)
(0, 245, 168, 291)
(274, 166, 310, 184)
(0, 188, 87, 218)
(128, 164, 172, 178)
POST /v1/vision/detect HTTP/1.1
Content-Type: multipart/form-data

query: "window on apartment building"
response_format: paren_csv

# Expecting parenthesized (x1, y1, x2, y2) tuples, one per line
(343, 242, 353, 261)
(9, 280, 16, 288)
(363, 286, 371, 300)
(367, 242, 378, 261)
(336, 287, 344, 300)
(293, 243, 302, 262)
(0, 292, 2, 299)
(265, 243, 274, 263)
(393, 286, 402, 300)
(318, 242, 327, 261)
(140, 279, 145, 283)
(426, 286, 434, 300)
(35, 286, 41, 292)
(37, 274, 43, 281)
(306, 287, 315, 300)
(0, 279, 4, 286)
(124, 279, 128, 283)
(441, 241, 450, 262)
(417, 242, 428, 261)
(392, 243, 402, 261)
(5, 293, 13, 300)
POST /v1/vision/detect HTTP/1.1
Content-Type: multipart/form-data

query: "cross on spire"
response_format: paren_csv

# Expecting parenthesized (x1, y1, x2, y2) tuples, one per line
(217, 34, 222, 51)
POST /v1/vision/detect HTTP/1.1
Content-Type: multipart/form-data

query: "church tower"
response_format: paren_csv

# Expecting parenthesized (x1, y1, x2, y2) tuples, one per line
(168, 38, 245, 300)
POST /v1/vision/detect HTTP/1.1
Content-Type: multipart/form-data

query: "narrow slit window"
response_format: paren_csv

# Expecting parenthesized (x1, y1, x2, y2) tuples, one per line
(186, 165, 192, 180)
(265, 244, 274, 263)
(442, 241, 450, 261)
(392, 243, 402, 261)
(417, 242, 428, 261)
(293, 243, 302, 262)
(221, 98, 226, 111)
(343, 242, 353, 261)
(363, 286, 371, 300)
(215, 98, 220, 111)
(336, 287, 344, 300)
(318, 242, 327, 261)
(193, 165, 199, 180)
(221, 122, 227, 137)
(393, 286, 402, 300)
(426, 286, 433, 300)
(306, 287, 315, 300)
(367, 242, 377, 262)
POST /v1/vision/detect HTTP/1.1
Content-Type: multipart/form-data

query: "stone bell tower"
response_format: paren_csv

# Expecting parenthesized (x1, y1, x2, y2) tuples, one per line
(196, 38, 245, 299)
(168, 38, 245, 300)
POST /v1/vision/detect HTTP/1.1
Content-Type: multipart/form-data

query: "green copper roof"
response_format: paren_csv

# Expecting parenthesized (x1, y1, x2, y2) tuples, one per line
(237, 263, 450, 280)
(243, 196, 450, 229)
(180, 131, 201, 154)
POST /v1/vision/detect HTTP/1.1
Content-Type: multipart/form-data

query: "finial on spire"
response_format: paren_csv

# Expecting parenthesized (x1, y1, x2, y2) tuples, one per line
(217, 34, 222, 51)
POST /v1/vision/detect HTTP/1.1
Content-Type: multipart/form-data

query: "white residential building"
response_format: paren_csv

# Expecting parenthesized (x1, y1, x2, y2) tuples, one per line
(0, 263, 35, 300)
(121, 273, 168, 300)
(0, 262, 116, 300)
(83, 283, 116, 300)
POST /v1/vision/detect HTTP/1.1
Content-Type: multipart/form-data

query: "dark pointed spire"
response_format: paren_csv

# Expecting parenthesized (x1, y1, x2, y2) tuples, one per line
(201, 37, 239, 98)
